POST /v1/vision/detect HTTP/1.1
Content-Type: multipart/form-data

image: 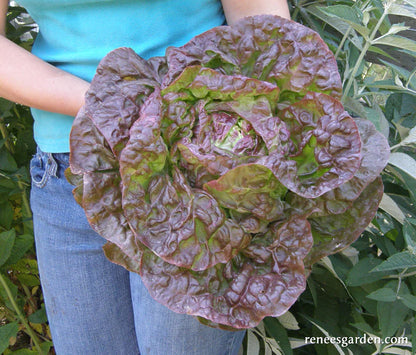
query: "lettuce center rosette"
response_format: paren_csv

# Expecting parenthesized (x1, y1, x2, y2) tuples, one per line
(67, 15, 389, 329)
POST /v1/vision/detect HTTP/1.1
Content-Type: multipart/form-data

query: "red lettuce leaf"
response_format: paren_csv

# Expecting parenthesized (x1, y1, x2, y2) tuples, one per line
(83, 48, 167, 158)
(204, 164, 287, 221)
(67, 15, 388, 329)
(288, 116, 390, 216)
(264, 92, 362, 198)
(161, 67, 360, 198)
(81, 171, 142, 262)
(119, 89, 251, 271)
(69, 106, 118, 174)
(139, 216, 313, 329)
(304, 177, 384, 266)
(164, 15, 342, 98)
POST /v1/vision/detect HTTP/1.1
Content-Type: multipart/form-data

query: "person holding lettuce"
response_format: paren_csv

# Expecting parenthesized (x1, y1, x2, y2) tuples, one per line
(0, 1, 290, 354)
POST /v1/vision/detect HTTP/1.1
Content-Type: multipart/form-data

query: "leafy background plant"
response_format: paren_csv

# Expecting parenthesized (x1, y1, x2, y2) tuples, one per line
(0, 4, 52, 355)
(1, 0, 415, 354)
(247, 0, 416, 354)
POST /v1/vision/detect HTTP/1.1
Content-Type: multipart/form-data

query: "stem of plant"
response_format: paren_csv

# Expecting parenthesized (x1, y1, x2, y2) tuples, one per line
(406, 68, 416, 89)
(390, 142, 402, 151)
(13, 105, 22, 120)
(341, 2, 390, 102)
(335, 27, 352, 60)
(291, 7, 300, 21)
(17, 179, 32, 220)
(22, 283, 37, 311)
(0, 118, 15, 154)
(384, 270, 416, 279)
(395, 269, 405, 296)
(0, 273, 43, 353)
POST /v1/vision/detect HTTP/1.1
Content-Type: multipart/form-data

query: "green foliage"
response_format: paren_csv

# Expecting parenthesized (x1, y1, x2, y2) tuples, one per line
(0, 4, 51, 355)
(246, 0, 416, 353)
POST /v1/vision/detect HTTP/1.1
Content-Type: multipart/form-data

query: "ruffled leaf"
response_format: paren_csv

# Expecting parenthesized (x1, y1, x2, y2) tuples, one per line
(304, 177, 384, 266)
(69, 106, 118, 174)
(204, 164, 287, 221)
(119, 90, 250, 271)
(84, 48, 167, 157)
(81, 171, 142, 262)
(68, 15, 387, 329)
(288, 117, 390, 216)
(266, 92, 362, 198)
(140, 216, 313, 329)
(164, 16, 342, 98)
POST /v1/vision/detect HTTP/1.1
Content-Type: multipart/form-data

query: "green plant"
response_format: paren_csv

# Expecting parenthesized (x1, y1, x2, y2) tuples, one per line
(0, 4, 52, 355)
(245, 0, 416, 353)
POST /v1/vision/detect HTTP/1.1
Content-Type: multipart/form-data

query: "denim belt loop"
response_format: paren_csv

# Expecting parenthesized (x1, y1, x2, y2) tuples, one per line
(47, 153, 58, 179)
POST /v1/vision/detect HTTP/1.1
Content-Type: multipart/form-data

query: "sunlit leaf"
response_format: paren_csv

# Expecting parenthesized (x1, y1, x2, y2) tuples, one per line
(305, 5, 363, 50)
(247, 330, 261, 355)
(379, 194, 406, 224)
(384, 23, 410, 36)
(387, 3, 416, 18)
(371, 251, 416, 272)
(277, 312, 300, 331)
(373, 35, 416, 52)
(403, 221, 416, 254)
(389, 152, 416, 179)
(400, 126, 416, 146)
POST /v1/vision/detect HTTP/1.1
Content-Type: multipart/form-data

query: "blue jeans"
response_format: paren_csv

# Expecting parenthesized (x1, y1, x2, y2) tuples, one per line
(30, 149, 245, 355)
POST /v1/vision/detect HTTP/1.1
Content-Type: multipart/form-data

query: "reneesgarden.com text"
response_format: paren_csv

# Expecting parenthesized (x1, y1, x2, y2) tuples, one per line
(305, 334, 409, 348)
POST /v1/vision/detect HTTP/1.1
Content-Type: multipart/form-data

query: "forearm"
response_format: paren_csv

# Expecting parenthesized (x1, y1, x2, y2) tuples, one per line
(0, 0, 7, 36)
(0, 35, 89, 117)
(221, 0, 290, 25)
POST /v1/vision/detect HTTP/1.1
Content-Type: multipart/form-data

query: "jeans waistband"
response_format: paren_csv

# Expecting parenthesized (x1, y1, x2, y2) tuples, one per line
(35, 147, 70, 166)
(31, 148, 70, 188)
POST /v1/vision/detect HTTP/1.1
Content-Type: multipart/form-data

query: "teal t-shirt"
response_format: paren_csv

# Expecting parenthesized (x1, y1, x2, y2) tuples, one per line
(17, 0, 225, 152)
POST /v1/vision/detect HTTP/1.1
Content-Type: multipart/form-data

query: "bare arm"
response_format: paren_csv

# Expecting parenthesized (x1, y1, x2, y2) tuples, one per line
(0, 0, 7, 35)
(221, 0, 290, 25)
(0, 0, 89, 117)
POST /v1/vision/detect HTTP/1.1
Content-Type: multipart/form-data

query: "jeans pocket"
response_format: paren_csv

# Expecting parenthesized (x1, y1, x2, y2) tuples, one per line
(30, 152, 58, 188)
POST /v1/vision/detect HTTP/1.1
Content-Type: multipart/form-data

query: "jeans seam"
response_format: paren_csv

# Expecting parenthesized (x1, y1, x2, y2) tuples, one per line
(227, 332, 240, 355)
